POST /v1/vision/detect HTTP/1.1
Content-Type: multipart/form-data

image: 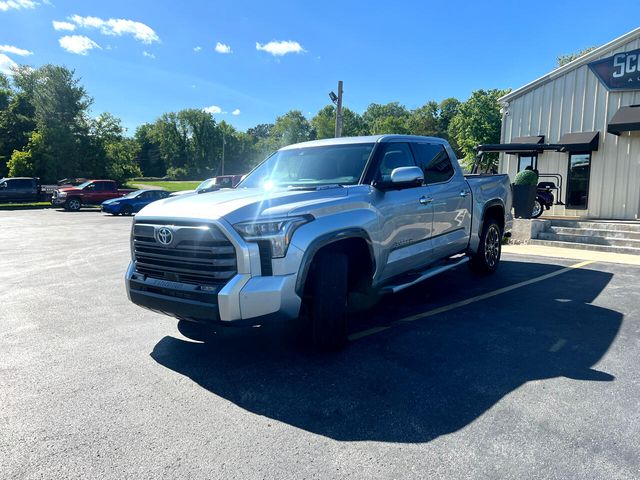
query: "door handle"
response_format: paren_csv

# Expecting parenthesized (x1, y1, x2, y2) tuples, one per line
(419, 196, 433, 205)
(459, 191, 470, 197)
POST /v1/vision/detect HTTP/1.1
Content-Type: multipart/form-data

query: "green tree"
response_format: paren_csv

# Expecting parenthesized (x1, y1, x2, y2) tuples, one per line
(134, 123, 165, 177)
(11, 65, 93, 181)
(0, 92, 36, 176)
(362, 102, 410, 135)
(311, 105, 366, 139)
(557, 47, 597, 67)
(269, 110, 315, 149)
(448, 89, 509, 171)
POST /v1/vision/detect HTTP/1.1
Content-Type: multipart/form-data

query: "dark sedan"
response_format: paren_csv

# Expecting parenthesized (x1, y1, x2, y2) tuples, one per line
(101, 189, 169, 215)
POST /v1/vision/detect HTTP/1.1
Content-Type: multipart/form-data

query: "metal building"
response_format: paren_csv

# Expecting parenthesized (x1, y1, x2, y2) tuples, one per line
(498, 27, 640, 220)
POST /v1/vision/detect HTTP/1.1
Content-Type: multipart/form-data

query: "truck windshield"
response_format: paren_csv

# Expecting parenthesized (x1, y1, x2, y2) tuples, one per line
(76, 181, 93, 189)
(238, 143, 375, 190)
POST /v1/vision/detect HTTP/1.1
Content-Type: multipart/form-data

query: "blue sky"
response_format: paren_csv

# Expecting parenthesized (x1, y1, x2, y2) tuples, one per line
(1, 0, 640, 135)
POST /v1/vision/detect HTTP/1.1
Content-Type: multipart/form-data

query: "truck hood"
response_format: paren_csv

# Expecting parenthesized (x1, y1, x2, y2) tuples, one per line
(57, 187, 81, 193)
(136, 187, 350, 224)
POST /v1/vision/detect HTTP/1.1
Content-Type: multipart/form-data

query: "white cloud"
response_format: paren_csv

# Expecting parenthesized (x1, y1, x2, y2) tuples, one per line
(0, 0, 37, 11)
(231, 109, 240, 116)
(203, 105, 222, 115)
(59, 35, 100, 55)
(69, 15, 160, 44)
(256, 40, 305, 56)
(193, 46, 202, 52)
(0, 44, 32, 56)
(0, 53, 17, 74)
(215, 42, 232, 54)
(142, 50, 155, 59)
(53, 20, 76, 31)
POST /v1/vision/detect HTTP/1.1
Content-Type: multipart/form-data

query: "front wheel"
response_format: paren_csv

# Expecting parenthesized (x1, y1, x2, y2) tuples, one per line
(531, 199, 543, 218)
(64, 198, 81, 211)
(121, 204, 133, 216)
(306, 251, 349, 351)
(469, 219, 502, 275)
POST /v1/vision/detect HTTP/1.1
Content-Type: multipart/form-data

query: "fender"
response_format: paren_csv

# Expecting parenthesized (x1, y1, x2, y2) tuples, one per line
(294, 227, 376, 296)
(480, 199, 506, 230)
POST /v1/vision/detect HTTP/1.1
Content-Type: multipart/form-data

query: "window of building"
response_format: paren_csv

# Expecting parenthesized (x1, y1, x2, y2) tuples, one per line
(411, 143, 454, 184)
(517, 154, 537, 172)
(566, 153, 591, 209)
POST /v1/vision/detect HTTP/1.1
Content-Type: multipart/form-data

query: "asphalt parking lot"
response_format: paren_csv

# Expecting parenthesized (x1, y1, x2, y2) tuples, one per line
(1, 209, 639, 479)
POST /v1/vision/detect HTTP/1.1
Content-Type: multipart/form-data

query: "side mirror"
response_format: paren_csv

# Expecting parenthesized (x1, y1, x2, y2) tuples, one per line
(377, 166, 424, 190)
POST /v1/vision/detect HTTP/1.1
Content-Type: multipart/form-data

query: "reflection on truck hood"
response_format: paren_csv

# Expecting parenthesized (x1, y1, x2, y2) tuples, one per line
(136, 186, 350, 223)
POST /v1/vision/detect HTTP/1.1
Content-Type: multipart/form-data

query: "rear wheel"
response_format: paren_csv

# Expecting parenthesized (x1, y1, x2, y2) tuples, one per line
(469, 219, 502, 275)
(64, 198, 81, 211)
(306, 251, 349, 351)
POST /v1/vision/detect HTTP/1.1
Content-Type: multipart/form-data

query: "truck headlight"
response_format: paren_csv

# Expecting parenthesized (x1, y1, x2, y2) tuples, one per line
(57, 191, 67, 197)
(233, 216, 312, 258)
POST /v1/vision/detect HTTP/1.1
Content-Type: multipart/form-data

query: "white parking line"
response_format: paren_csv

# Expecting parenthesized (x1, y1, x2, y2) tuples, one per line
(348, 260, 595, 341)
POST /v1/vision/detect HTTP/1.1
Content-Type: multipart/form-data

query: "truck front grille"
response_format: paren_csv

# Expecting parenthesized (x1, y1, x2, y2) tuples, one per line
(133, 221, 237, 286)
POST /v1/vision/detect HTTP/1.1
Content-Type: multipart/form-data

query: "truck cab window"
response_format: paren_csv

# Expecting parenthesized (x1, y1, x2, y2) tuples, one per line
(412, 143, 454, 184)
(377, 143, 416, 182)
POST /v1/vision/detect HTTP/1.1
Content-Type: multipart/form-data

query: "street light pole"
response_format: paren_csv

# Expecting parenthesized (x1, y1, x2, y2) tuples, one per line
(334, 80, 343, 138)
(221, 132, 225, 175)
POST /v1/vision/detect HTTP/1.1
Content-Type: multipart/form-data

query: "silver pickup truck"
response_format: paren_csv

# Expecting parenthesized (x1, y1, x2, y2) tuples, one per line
(126, 135, 512, 349)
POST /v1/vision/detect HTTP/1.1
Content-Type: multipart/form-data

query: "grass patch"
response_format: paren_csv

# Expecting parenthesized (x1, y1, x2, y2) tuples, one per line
(126, 180, 201, 192)
(0, 202, 54, 210)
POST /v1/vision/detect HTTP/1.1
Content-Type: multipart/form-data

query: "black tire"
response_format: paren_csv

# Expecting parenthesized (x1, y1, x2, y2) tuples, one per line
(531, 199, 543, 218)
(307, 251, 349, 351)
(65, 197, 81, 211)
(177, 320, 213, 342)
(469, 219, 502, 275)
(121, 204, 133, 216)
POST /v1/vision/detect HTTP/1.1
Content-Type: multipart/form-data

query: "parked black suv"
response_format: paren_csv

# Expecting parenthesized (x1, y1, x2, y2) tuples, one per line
(0, 177, 44, 203)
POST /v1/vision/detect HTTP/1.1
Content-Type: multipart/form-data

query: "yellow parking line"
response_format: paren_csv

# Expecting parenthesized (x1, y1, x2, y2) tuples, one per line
(348, 260, 595, 341)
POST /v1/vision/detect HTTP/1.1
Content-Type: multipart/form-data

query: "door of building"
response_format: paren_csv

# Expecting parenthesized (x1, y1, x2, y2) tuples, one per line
(566, 153, 591, 209)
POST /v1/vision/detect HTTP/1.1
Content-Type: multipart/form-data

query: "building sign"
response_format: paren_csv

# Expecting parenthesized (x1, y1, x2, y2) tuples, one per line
(589, 48, 640, 91)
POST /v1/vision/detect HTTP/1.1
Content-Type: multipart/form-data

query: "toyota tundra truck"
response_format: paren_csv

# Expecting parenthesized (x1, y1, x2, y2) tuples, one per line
(126, 135, 513, 349)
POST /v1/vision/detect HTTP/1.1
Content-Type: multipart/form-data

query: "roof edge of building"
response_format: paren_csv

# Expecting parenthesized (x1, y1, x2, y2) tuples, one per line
(499, 27, 640, 103)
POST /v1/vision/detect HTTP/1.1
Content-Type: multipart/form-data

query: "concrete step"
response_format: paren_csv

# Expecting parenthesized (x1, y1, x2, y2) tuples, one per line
(537, 232, 640, 248)
(548, 220, 640, 232)
(529, 239, 640, 255)
(549, 226, 640, 240)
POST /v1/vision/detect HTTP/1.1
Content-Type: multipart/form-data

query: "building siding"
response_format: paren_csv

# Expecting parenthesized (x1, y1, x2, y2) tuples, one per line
(499, 36, 640, 220)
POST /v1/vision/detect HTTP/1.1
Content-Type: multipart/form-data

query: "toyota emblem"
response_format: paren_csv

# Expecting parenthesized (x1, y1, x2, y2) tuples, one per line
(156, 227, 174, 246)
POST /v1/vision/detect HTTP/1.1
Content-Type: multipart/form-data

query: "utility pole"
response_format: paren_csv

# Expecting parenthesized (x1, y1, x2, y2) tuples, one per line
(334, 80, 343, 138)
(221, 132, 225, 175)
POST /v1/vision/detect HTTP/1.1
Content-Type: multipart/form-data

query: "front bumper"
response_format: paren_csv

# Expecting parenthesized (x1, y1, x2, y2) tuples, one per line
(101, 203, 120, 214)
(51, 196, 67, 205)
(125, 245, 302, 326)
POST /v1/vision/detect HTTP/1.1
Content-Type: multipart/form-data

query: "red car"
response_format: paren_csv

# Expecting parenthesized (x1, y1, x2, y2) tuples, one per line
(51, 180, 135, 211)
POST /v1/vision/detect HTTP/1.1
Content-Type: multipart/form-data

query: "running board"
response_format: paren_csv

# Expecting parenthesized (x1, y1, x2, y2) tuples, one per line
(380, 256, 470, 294)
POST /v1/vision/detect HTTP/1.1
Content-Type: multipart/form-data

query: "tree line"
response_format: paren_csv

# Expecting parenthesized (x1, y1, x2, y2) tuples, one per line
(0, 64, 508, 183)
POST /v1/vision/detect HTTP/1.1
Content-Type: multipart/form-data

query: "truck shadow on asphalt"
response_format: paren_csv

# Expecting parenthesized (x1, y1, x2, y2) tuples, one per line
(150, 260, 621, 443)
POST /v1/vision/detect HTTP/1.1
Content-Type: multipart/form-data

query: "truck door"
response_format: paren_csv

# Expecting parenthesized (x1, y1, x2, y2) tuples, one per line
(371, 142, 434, 281)
(411, 143, 472, 259)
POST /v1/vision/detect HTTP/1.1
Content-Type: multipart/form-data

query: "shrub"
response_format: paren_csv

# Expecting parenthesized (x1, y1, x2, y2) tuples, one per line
(166, 167, 189, 180)
(514, 169, 538, 186)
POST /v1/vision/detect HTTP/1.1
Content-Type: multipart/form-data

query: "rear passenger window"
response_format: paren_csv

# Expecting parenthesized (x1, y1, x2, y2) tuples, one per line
(412, 143, 454, 184)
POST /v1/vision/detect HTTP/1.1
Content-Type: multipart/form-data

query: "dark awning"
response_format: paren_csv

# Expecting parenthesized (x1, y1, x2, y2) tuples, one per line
(557, 131, 599, 152)
(475, 143, 562, 154)
(607, 105, 640, 136)
(511, 135, 545, 144)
